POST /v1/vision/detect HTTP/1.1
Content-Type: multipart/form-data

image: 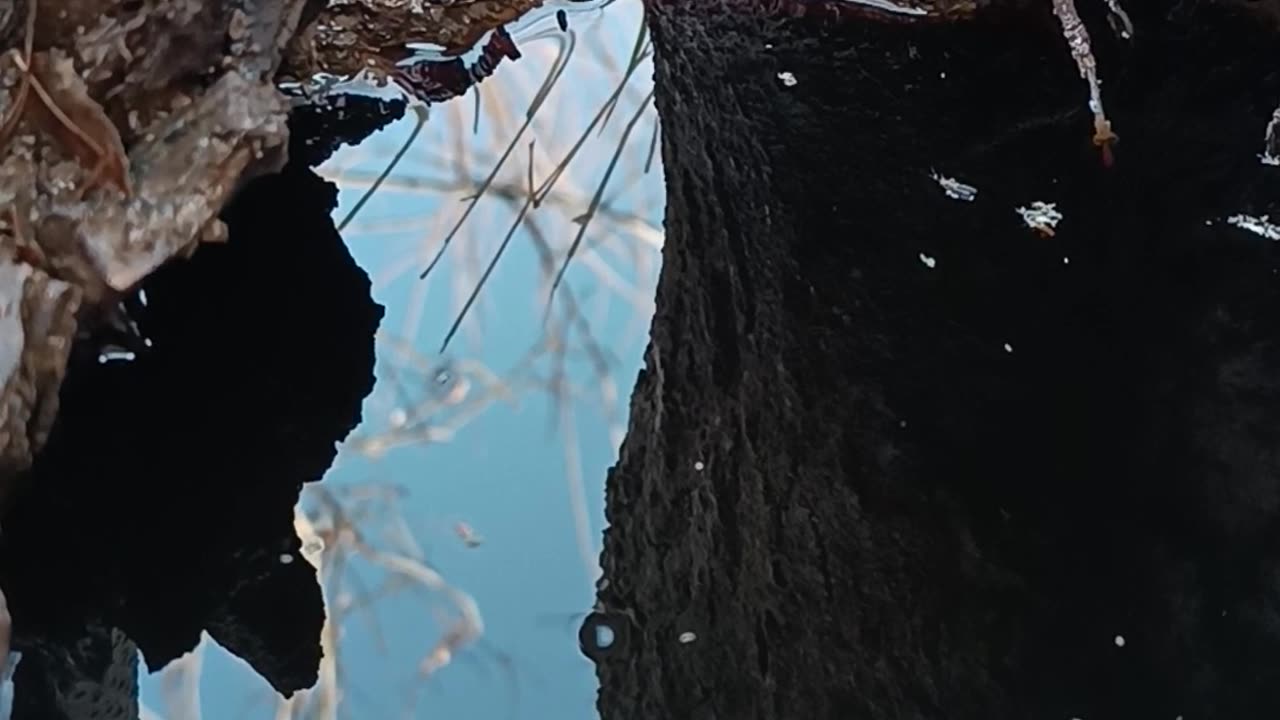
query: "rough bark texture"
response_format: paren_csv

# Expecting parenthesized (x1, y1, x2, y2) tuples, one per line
(0, 0, 305, 476)
(596, 2, 1280, 719)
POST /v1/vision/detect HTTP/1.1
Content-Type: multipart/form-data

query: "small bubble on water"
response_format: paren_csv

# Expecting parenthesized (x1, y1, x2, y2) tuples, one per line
(1114, 634, 1125, 647)
(278, 554, 294, 565)
(694, 461, 705, 471)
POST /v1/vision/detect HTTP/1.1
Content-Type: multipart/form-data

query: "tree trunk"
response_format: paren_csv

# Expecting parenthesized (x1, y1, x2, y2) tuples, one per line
(595, 3, 1280, 719)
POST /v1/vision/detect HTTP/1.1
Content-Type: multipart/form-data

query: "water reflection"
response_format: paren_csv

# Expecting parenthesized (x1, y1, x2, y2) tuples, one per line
(0, 0, 658, 715)
(125, 0, 645, 718)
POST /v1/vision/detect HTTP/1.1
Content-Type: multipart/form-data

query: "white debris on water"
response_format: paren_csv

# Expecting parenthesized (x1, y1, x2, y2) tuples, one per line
(777, 71, 797, 87)
(839, 0, 929, 16)
(678, 631, 697, 644)
(930, 170, 978, 202)
(1103, 0, 1134, 40)
(1264, 104, 1280, 166)
(919, 253, 937, 269)
(1003, 343, 1014, 354)
(694, 461, 705, 471)
(1227, 214, 1280, 241)
(1017, 202, 1064, 235)
(280, 69, 409, 105)
(1114, 634, 1126, 647)
(97, 349, 136, 364)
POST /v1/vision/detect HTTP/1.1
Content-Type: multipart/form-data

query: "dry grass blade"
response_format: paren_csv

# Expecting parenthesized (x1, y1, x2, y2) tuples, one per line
(158, 640, 204, 720)
(0, 0, 36, 155)
(417, 29, 576, 281)
(596, 16, 648, 135)
(338, 104, 429, 232)
(644, 118, 659, 174)
(531, 28, 650, 206)
(544, 87, 653, 317)
(17, 50, 131, 197)
(472, 89, 481, 135)
(438, 141, 538, 353)
(557, 393, 600, 587)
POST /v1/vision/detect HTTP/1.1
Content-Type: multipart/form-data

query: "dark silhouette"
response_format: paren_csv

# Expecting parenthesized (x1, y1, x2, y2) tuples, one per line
(0, 98, 399, 718)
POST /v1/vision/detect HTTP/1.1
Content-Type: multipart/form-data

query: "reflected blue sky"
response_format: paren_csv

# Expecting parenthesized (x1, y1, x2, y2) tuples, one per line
(138, 1, 661, 718)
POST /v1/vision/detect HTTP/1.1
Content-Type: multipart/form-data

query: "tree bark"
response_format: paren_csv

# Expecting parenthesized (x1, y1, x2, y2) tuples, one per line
(595, 2, 1280, 719)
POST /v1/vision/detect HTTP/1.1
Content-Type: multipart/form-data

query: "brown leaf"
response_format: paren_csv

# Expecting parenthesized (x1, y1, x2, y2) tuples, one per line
(20, 49, 132, 198)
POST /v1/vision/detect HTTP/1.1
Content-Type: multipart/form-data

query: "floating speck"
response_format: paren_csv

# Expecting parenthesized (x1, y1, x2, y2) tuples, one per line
(97, 349, 136, 364)
(777, 71, 797, 87)
(919, 253, 937, 269)
(1227, 213, 1280, 241)
(1063, 257, 1070, 264)
(1003, 343, 1014, 354)
(678, 631, 697, 644)
(1114, 634, 1125, 647)
(694, 461, 705, 471)
(930, 170, 977, 202)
